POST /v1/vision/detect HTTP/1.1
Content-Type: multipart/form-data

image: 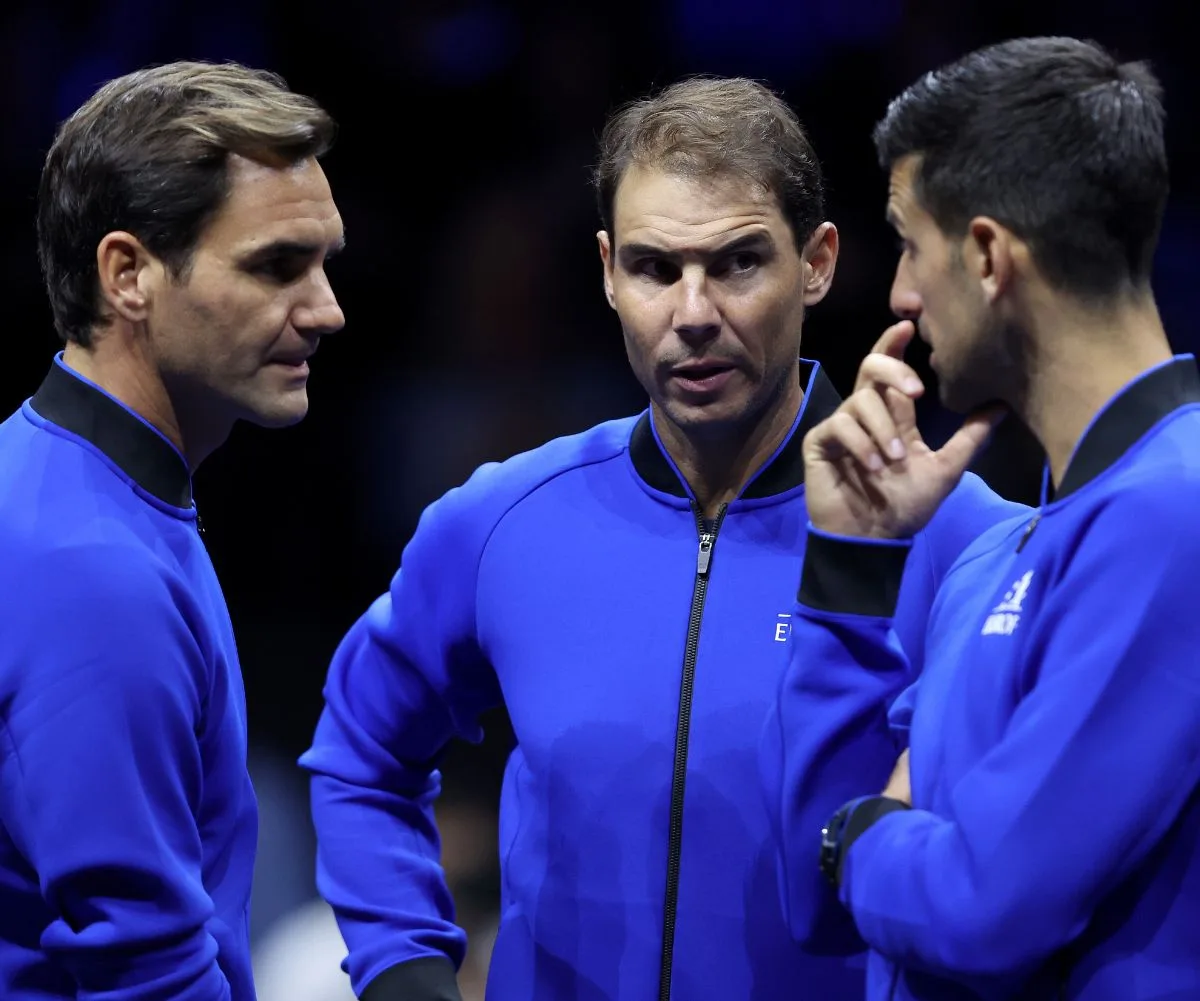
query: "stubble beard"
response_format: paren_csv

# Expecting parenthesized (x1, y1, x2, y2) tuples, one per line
(938, 312, 1027, 415)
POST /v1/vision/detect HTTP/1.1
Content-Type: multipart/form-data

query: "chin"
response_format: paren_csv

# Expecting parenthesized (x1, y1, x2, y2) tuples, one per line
(244, 391, 311, 429)
(936, 375, 992, 415)
(660, 397, 746, 433)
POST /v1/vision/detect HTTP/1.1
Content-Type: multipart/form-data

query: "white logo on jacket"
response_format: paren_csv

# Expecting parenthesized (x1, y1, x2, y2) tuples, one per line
(981, 570, 1034, 636)
(775, 613, 791, 642)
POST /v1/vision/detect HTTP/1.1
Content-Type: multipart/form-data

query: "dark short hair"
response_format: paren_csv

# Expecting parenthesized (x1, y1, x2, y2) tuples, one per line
(593, 76, 824, 250)
(38, 61, 337, 346)
(873, 37, 1167, 299)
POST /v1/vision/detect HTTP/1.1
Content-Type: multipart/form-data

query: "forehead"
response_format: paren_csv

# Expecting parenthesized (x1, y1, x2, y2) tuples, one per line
(201, 154, 343, 251)
(612, 164, 789, 249)
(886, 155, 925, 224)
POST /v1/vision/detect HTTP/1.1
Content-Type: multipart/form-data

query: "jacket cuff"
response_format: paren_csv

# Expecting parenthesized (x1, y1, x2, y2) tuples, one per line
(361, 957, 462, 1001)
(799, 528, 912, 617)
(836, 795, 911, 886)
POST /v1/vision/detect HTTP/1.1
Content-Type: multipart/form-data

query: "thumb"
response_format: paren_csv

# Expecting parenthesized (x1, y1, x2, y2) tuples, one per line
(936, 405, 1007, 477)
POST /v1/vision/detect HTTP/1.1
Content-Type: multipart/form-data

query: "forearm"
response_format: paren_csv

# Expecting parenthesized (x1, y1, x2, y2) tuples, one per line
(764, 529, 915, 950)
(308, 758, 466, 995)
(3, 718, 234, 1001)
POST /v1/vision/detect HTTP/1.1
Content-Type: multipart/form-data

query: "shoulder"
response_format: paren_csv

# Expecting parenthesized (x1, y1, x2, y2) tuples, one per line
(8, 537, 189, 636)
(413, 416, 638, 544)
(1114, 409, 1200, 499)
(917, 472, 1032, 579)
(938, 471, 1030, 526)
(1075, 454, 1200, 550)
(457, 416, 636, 504)
(2, 538, 204, 694)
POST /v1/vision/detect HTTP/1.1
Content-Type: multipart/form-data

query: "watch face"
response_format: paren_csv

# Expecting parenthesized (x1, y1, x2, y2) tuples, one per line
(818, 809, 848, 885)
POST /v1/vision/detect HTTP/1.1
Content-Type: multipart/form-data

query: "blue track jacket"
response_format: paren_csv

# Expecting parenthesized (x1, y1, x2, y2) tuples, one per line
(301, 363, 1025, 1000)
(0, 359, 257, 1001)
(765, 357, 1200, 999)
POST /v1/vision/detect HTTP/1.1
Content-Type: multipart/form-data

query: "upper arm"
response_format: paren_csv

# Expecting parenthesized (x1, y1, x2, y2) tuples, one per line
(1, 543, 226, 995)
(305, 470, 507, 785)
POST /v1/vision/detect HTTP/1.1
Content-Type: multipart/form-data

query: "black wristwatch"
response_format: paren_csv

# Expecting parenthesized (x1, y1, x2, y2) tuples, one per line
(819, 795, 912, 887)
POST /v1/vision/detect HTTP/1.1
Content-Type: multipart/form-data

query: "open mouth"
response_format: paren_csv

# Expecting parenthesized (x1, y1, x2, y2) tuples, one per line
(671, 363, 736, 393)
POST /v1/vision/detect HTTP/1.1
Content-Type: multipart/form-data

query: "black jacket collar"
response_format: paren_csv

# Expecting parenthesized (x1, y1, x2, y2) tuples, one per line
(30, 357, 193, 508)
(629, 361, 842, 499)
(1055, 356, 1200, 501)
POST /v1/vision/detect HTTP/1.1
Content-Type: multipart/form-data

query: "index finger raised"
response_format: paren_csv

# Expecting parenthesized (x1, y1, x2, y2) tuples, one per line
(870, 320, 916, 359)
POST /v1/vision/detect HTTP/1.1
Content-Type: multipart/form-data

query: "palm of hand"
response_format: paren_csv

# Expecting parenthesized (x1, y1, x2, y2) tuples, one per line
(805, 429, 956, 540)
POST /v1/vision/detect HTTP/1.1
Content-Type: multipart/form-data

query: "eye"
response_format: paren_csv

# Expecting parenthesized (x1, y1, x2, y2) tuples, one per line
(253, 256, 307, 284)
(634, 258, 679, 283)
(710, 250, 762, 279)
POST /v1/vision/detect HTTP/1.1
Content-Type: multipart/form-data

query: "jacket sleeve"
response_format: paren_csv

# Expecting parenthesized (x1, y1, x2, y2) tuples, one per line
(841, 492, 1200, 977)
(0, 545, 231, 1001)
(299, 470, 505, 1000)
(760, 473, 1026, 955)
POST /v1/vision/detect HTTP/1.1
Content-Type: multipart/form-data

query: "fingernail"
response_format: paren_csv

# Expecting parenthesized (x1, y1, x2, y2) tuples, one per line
(868, 453, 884, 471)
(904, 378, 923, 394)
(889, 438, 906, 459)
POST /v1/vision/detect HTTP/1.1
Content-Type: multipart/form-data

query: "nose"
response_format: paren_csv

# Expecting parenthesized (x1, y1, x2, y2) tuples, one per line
(294, 268, 346, 336)
(889, 260, 922, 322)
(673, 264, 721, 346)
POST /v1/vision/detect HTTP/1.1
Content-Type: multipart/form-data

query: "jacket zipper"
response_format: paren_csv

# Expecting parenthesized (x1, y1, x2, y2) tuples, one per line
(658, 501, 729, 1001)
(1015, 511, 1040, 552)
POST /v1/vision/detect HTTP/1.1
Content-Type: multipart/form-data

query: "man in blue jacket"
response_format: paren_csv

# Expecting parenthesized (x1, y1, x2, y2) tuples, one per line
(300, 77, 1023, 1001)
(765, 37, 1200, 1000)
(0, 63, 345, 1000)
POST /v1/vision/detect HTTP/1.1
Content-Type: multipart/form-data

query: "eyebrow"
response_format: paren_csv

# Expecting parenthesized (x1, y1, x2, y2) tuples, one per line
(617, 231, 774, 263)
(242, 233, 346, 263)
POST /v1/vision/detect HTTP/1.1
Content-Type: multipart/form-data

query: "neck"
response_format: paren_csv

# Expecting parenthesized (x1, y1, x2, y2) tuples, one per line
(1014, 289, 1172, 490)
(653, 368, 803, 519)
(62, 331, 225, 472)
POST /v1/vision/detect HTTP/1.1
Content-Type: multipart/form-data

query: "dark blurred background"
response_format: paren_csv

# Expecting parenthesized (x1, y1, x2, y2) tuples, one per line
(2, 1, 1195, 996)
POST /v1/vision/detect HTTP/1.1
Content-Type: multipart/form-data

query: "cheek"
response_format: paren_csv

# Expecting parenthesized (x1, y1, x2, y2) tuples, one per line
(619, 322, 658, 378)
(736, 288, 802, 361)
(215, 294, 293, 356)
(148, 290, 219, 363)
(946, 278, 984, 333)
(166, 284, 246, 340)
(614, 291, 669, 360)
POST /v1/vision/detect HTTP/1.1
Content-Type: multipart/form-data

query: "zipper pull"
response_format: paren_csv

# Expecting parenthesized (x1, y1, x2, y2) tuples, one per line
(697, 533, 715, 574)
(1016, 512, 1040, 553)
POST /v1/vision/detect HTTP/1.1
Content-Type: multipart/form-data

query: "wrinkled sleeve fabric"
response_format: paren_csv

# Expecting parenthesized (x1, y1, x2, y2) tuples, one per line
(760, 473, 1027, 955)
(300, 470, 506, 1000)
(1, 544, 231, 1001)
(842, 493, 1200, 977)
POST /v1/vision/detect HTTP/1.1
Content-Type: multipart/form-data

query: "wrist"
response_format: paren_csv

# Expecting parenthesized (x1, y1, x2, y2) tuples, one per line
(819, 795, 912, 887)
(361, 957, 462, 1001)
(800, 527, 913, 617)
(808, 515, 909, 541)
